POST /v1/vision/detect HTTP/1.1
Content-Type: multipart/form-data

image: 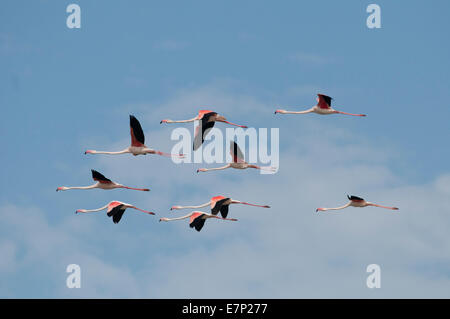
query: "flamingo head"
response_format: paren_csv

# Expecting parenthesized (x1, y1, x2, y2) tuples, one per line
(159, 217, 169, 222)
(170, 206, 182, 210)
(197, 168, 207, 173)
(274, 109, 285, 114)
(160, 119, 169, 124)
(316, 208, 325, 213)
(56, 187, 68, 192)
(75, 209, 86, 214)
(84, 150, 95, 154)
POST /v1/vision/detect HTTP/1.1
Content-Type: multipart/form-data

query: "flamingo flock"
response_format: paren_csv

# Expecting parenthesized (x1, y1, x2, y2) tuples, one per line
(57, 93, 399, 230)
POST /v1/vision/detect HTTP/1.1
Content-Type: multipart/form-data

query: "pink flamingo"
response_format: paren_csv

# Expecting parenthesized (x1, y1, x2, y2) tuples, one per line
(275, 94, 366, 117)
(56, 170, 150, 192)
(159, 211, 237, 232)
(76, 201, 155, 224)
(197, 141, 276, 173)
(160, 110, 248, 150)
(316, 195, 399, 212)
(85, 115, 184, 158)
(171, 195, 270, 218)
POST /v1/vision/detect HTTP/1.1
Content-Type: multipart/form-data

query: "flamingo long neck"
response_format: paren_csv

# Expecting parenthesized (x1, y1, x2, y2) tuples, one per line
(164, 213, 193, 222)
(201, 164, 231, 172)
(66, 184, 98, 190)
(86, 149, 130, 155)
(167, 118, 197, 123)
(321, 203, 351, 211)
(277, 108, 313, 114)
(289, 109, 314, 114)
(176, 202, 211, 209)
(79, 205, 109, 213)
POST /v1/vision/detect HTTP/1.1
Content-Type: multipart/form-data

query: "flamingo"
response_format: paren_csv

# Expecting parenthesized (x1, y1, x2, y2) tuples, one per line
(275, 94, 366, 117)
(171, 195, 270, 218)
(85, 115, 184, 158)
(159, 211, 237, 232)
(76, 201, 155, 224)
(160, 110, 248, 150)
(316, 195, 399, 212)
(197, 141, 277, 173)
(56, 169, 150, 192)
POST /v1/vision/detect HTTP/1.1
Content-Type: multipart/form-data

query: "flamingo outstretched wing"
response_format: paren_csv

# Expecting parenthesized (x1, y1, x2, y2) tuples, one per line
(211, 197, 230, 216)
(347, 195, 364, 202)
(91, 170, 112, 184)
(130, 115, 145, 147)
(193, 112, 216, 150)
(189, 212, 206, 232)
(107, 203, 126, 224)
(317, 94, 333, 109)
(230, 141, 245, 163)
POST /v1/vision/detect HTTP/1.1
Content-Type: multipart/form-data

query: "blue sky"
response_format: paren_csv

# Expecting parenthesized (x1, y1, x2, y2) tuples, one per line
(1, 1, 450, 298)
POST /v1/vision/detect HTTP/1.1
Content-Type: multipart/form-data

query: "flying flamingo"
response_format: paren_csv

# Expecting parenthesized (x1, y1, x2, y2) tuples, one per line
(316, 195, 399, 212)
(197, 141, 277, 173)
(160, 110, 248, 150)
(76, 201, 155, 224)
(159, 211, 237, 232)
(84, 115, 184, 158)
(275, 94, 366, 117)
(171, 195, 270, 218)
(56, 169, 150, 192)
